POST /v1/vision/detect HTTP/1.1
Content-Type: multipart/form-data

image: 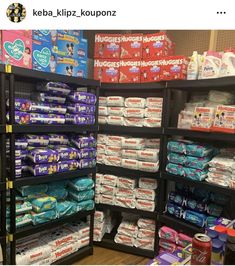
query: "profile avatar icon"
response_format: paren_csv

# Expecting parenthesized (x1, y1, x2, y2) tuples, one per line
(6, 3, 26, 23)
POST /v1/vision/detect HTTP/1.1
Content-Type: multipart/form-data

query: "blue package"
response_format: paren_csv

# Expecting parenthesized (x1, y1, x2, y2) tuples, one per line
(77, 38, 88, 59)
(53, 33, 79, 58)
(56, 200, 77, 218)
(31, 209, 57, 225)
(68, 189, 94, 202)
(68, 177, 94, 192)
(32, 39, 52, 73)
(75, 59, 87, 78)
(167, 152, 186, 165)
(166, 202, 184, 218)
(206, 203, 223, 217)
(183, 167, 208, 181)
(186, 143, 214, 157)
(167, 140, 188, 154)
(76, 199, 94, 211)
(185, 156, 211, 170)
(67, 103, 96, 115)
(18, 184, 48, 197)
(185, 197, 207, 213)
(183, 210, 207, 227)
(32, 30, 52, 43)
(166, 163, 184, 176)
(168, 191, 185, 206)
(55, 56, 82, 77)
(47, 186, 68, 200)
(57, 30, 83, 38)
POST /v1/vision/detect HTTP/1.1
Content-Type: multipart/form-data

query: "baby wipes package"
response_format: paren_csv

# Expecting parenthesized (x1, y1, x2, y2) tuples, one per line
(191, 107, 215, 132)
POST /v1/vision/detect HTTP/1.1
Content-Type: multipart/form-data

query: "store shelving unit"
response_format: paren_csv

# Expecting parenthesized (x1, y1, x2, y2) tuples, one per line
(3, 64, 100, 265)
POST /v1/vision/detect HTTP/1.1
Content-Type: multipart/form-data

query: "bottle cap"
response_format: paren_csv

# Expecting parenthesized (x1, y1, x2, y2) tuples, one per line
(227, 229, 235, 243)
(214, 225, 227, 234)
(207, 229, 218, 239)
(212, 239, 224, 252)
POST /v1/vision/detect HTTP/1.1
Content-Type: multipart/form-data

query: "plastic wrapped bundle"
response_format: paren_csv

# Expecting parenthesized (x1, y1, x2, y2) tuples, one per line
(56, 200, 77, 218)
(30, 194, 57, 213)
(58, 160, 78, 172)
(37, 93, 66, 104)
(76, 199, 95, 211)
(17, 184, 48, 197)
(68, 177, 94, 192)
(27, 148, 59, 164)
(37, 82, 71, 96)
(7, 98, 31, 112)
(31, 209, 57, 225)
(68, 189, 94, 202)
(6, 201, 32, 217)
(26, 135, 49, 147)
(47, 186, 68, 200)
(67, 103, 95, 114)
(78, 158, 96, 169)
(65, 114, 95, 125)
(68, 91, 96, 105)
(70, 135, 96, 149)
(26, 163, 58, 176)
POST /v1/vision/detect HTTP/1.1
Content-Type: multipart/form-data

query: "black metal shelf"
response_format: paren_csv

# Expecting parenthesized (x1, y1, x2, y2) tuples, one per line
(11, 124, 98, 134)
(101, 82, 165, 90)
(96, 203, 157, 219)
(0, 182, 6, 192)
(165, 127, 235, 142)
(162, 172, 235, 196)
(97, 164, 160, 179)
(14, 167, 96, 187)
(51, 245, 92, 265)
(7, 65, 100, 87)
(159, 214, 204, 237)
(0, 125, 5, 134)
(99, 124, 162, 136)
(14, 210, 94, 240)
(95, 237, 155, 258)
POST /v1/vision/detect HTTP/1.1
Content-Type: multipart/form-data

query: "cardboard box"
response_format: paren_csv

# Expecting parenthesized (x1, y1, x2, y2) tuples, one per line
(4, 30, 32, 38)
(119, 60, 141, 83)
(57, 30, 83, 38)
(1, 30, 32, 69)
(191, 107, 215, 132)
(141, 59, 162, 82)
(32, 30, 52, 43)
(212, 105, 235, 133)
(120, 34, 143, 59)
(77, 38, 88, 60)
(94, 59, 119, 83)
(94, 34, 121, 59)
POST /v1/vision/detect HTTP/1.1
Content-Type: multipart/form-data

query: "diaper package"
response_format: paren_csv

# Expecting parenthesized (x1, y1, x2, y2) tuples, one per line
(98, 116, 107, 124)
(58, 160, 78, 172)
(108, 107, 124, 116)
(67, 103, 95, 115)
(137, 149, 159, 162)
(124, 98, 146, 108)
(145, 138, 160, 149)
(106, 135, 124, 147)
(121, 138, 145, 150)
(138, 161, 159, 172)
(183, 210, 207, 227)
(104, 155, 122, 167)
(105, 146, 122, 156)
(68, 189, 94, 202)
(68, 91, 96, 105)
(146, 97, 163, 108)
(135, 188, 155, 201)
(31, 209, 57, 225)
(37, 82, 71, 96)
(114, 234, 134, 247)
(26, 135, 49, 147)
(100, 194, 115, 205)
(30, 194, 57, 213)
(137, 228, 155, 239)
(139, 178, 158, 189)
(145, 108, 162, 118)
(115, 197, 136, 209)
(124, 108, 145, 118)
(98, 106, 109, 116)
(107, 96, 125, 107)
(136, 199, 155, 212)
(107, 116, 125, 126)
(121, 159, 139, 170)
(68, 177, 94, 192)
(100, 185, 116, 196)
(121, 149, 138, 160)
(117, 177, 136, 189)
(117, 221, 138, 237)
(27, 148, 59, 164)
(56, 200, 77, 218)
(134, 238, 154, 250)
(124, 117, 144, 127)
(18, 184, 48, 197)
(99, 97, 107, 106)
(102, 174, 118, 186)
(116, 188, 135, 198)
(137, 218, 155, 231)
(27, 163, 58, 176)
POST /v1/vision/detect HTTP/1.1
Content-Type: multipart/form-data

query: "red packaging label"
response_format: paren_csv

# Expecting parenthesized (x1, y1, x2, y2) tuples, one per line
(141, 59, 162, 82)
(142, 32, 173, 59)
(119, 60, 141, 83)
(94, 34, 121, 59)
(94, 59, 119, 83)
(120, 34, 143, 59)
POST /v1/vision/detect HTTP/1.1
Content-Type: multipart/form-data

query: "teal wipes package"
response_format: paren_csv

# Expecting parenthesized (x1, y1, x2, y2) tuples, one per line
(76, 199, 95, 211)
(31, 209, 57, 225)
(166, 163, 184, 176)
(18, 184, 48, 197)
(183, 167, 208, 181)
(167, 140, 191, 154)
(168, 153, 187, 165)
(68, 177, 94, 192)
(68, 189, 94, 202)
(185, 156, 211, 170)
(186, 143, 214, 157)
(30, 194, 57, 213)
(47, 186, 68, 200)
(6, 201, 32, 217)
(56, 200, 77, 218)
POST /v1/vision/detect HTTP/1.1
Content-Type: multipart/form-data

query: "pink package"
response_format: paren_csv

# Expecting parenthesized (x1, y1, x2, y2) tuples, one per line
(177, 233, 192, 248)
(158, 226, 178, 243)
(159, 239, 177, 253)
(2, 30, 32, 69)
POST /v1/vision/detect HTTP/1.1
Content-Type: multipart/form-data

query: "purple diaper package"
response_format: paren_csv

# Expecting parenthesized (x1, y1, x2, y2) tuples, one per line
(15, 138, 28, 149)
(37, 93, 66, 104)
(58, 160, 78, 172)
(49, 104, 67, 115)
(7, 112, 31, 124)
(78, 148, 97, 159)
(49, 134, 69, 145)
(30, 102, 50, 114)
(19, 149, 28, 159)
(30, 113, 65, 124)
(15, 167, 22, 178)
(68, 91, 96, 105)
(149, 252, 184, 265)
(65, 114, 95, 125)
(26, 135, 49, 147)
(55, 147, 79, 160)
(37, 82, 71, 96)
(67, 103, 96, 114)
(26, 163, 58, 176)
(7, 98, 31, 112)
(27, 148, 59, 164)
(78, 158, 96, 169)
(70, 135, 96, 149)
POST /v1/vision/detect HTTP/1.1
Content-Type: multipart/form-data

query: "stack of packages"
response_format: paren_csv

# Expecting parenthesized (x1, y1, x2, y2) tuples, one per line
(16, 133, 96, 177)
(166, 139, 217, 181)
(114, 213, 155, 250)
(15, 220, 90, 265)
(97, 134, 159, 173)
(165, 183, 227, 228)
(7, 82, 97, 126)
(7, 178, 94, 229)
(93, 210, 115, 242)
(207, 148, 235, 188)
(94, 32, 188, 83)
(95, 173, 157, 212)
(98, 96, 163, 128)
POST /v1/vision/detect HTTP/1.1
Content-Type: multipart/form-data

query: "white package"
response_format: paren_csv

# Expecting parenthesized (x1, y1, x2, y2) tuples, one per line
(105, 145, 122, 156)
(138, 228, 155, 239)
(65, 222, 90, 240)
(94, 220, 106, 231)
(208, 172, 231, 180)
(107, 116, 124, 126)
(95, 193, 100, 204)
(145, 138, 160, 149)
(96, 173, 104, 185)
(51, 242, 78, 263)
(209, 156, 235, 171)
(138, 161, 159, 172)
(97, 144, 106, 155)
(134, 238, 154, 250)
(137, 218, 156, 231)
(125, 97, 146, 108)
(114, 234, 134, 247)
(121, 159, 139, 170)
(98, 116, 107, 124)
(209, 90, 235, 104)
(124, 108, 145, 118)
(101, 185, 117, 196)
(116, 188, 135, 198)
(137, 149, 159, 162)
(99, 96, 107, 106)
(95, 184, 101, 194)
(102, 174, 118, 186)
(144, 118, 161, 127)
(117, 177, 137, 189)
(94, 227, 106, 242)
(97, 154, 106, 164)
(94, 211, 105, 223)
(99, 106, 109, 116)
(117, 221, 138, 237)
(31, 257, 52, 265)
(146, 97, 163, 108)
(104, 155, 122, 167)
(97, 134, 106, 144)
(107, 96, 125, 107)
(136, 199, 155, 212)
(100, 194, 115, 205)
(136, 188, 156, 201)
(122, 138, 145, 150)
(206, 177, 229, 187)
(121, 149, 138, 160)
(139, 177, 158, 189)
(108, 107, 124, 116)
(106, 135, 124, 147)
(124, 118, 144, 127)
(78, 236, 89, 249)
(145, 108, 162, 118)
(105, 218, 116, 234)
(115, 196, 136, 209)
